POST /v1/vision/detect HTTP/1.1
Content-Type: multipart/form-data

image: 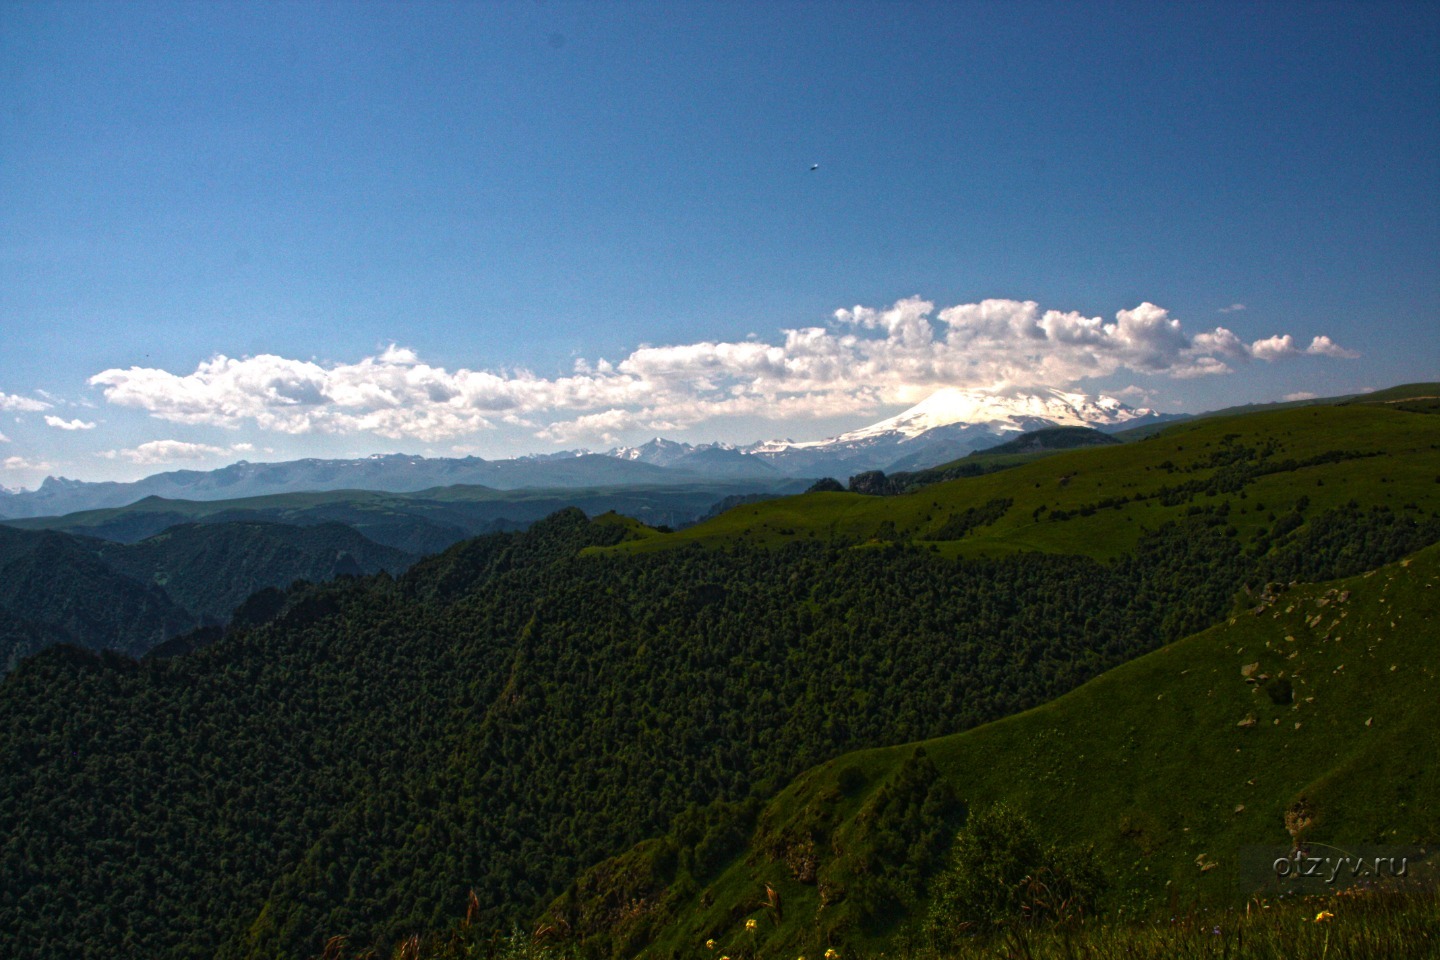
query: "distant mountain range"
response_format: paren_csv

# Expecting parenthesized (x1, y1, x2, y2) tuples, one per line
(0, 453, 706, 520)
(611, 387, 1174, 475)
(0, 388, 1176, 520)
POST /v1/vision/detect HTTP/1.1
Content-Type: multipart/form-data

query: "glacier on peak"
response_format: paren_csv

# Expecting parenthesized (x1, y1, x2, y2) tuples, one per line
(603, 387, 1165, 475)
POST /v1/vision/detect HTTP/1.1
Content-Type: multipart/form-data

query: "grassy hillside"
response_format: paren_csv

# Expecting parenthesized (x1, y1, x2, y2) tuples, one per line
(541, 543, 1440, 960)
(596, 400, 1440, 560)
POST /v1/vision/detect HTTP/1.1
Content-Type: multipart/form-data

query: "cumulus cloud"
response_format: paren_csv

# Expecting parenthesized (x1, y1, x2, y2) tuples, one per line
(0, 432, 8, 443)
(88, 298, 1358, 445)
(1305, 335, 1359, 358)
(1114, 385, 1155, 404)
(45, 416, 97, 431)
(98, 440, 246, 465)
(535, 408, 655, 445)
(0, 391, 51, 412)
(3, 456, 53, 471)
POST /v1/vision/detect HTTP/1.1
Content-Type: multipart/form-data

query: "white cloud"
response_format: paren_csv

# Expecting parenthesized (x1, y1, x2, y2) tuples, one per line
(1219, 303, 1246, 313)
(3, 455, 53, 471)
(0, 391, 51, 412)
(1114, 385, 1155, 404)
(44, 416, 97, 431)
(0, 432, 8, 443)
(88, 298, 1358, 445)
(1305, 335, 1359, 358)
(535, 408, 651, 445)
(1284, 391, 1318, 401)
(1249, 334, 1302, 362)
(97, 439, 245, 465)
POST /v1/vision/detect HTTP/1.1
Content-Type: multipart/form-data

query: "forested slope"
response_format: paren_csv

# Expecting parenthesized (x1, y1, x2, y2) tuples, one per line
(0, 521, 414, 669)
(0, 398, 1436, 959)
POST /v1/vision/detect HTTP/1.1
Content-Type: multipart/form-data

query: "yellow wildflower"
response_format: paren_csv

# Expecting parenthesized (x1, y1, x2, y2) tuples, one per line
(745, 919, 757, 931)
(824, 951, 839, 960)
(706, 940, 716, 950)
(1315, 910, 1334, 923)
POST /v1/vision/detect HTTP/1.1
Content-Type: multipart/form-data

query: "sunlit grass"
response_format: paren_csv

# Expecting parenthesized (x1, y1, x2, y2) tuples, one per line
(318, 880, 1438, 959)
(899, 882, 1440, 959)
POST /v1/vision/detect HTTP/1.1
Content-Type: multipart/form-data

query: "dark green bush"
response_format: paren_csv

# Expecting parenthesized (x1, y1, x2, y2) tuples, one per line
(924, 803, 1106, 947)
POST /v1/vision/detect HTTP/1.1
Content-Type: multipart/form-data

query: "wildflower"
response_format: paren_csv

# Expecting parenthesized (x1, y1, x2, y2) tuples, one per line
(824, 951, 839, 960)
(1212, 926, 1221, 936)
(1315, 910, 1334, 923)
(706, 940, 716, 950)
(745, 919, 757, 931)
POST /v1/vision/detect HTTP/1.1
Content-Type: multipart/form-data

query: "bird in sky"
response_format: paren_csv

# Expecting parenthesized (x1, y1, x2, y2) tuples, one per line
(810, 163, 819, 171)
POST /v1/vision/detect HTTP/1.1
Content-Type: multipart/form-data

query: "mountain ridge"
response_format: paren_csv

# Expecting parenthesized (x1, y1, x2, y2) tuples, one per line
(0, 453, 705, 520)
(0, 387, 1163, 519)
(607, 387, 1172, 477)
(0, 520, 416, 670)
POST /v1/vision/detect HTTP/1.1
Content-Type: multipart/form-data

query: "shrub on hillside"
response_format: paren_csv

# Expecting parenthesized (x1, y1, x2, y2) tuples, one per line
(923, 803, 1105, 948)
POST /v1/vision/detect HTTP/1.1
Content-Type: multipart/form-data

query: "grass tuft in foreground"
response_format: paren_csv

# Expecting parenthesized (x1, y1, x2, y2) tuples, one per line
(902, 882, 1439, 959)
(322, 880, 1438, 960)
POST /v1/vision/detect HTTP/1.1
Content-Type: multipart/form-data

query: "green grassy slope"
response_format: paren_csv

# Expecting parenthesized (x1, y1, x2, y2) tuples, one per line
(547, 543, 1440, 960)
(595, 401, 1440, 560)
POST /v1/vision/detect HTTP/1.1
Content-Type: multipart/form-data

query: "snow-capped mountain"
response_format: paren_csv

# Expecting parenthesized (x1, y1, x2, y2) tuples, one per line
(612, 388, 1169, 477)
(828, 387, 1153, 443)
(610, 437, 713, 468)
(0, 388, 1173, 521)
(607, 438, 780, 479)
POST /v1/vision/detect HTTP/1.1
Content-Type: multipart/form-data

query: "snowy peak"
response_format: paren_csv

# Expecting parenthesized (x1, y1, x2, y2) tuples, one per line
(596, 388, 1165, 478)
(834, 388, 1154, 443)
(609, 438, 696, 466)
(608, 437, 746, 469)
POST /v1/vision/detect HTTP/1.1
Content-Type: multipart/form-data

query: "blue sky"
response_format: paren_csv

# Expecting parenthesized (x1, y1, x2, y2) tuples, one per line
(1, 1, 1436, 486)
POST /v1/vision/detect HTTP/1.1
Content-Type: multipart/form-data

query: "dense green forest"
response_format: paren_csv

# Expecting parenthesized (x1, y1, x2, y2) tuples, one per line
(0, 396, 1437, 959)
(0, 521, 413, 670)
